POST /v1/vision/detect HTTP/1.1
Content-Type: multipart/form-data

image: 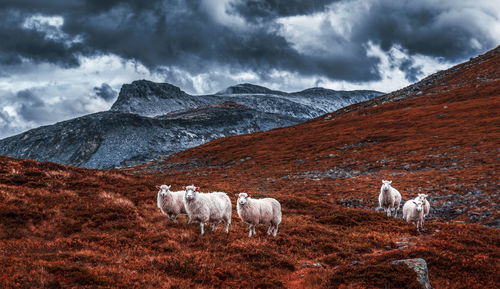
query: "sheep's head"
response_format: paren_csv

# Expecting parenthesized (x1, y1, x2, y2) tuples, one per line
(412, 200, 424, 212)
(157, 185, 171, 196)
(237, 193, 250, 205)
(184, 185, 199, 201)
(417, 193, 428, 201)
(381, 180, 392, 191)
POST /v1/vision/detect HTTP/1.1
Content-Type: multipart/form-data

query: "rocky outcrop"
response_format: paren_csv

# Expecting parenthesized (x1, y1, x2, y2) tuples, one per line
(391, 258, 432, 289)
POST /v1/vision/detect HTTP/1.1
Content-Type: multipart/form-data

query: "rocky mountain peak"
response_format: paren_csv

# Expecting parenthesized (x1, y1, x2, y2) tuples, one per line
(217, 83, 285, 95)
(110, 80, 188, 113)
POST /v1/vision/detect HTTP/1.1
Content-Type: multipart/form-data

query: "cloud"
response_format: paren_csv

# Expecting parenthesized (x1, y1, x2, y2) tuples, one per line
(229, 0, 339, 21)
(0, 0, 499, 84)
(93, 83, 117, 101)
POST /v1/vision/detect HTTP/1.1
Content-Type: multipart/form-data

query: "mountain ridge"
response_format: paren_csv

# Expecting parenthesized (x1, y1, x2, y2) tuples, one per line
(110, 80, 383, 118)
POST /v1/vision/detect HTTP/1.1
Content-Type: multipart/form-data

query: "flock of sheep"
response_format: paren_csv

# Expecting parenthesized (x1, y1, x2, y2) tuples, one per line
(156, 180, 431, 236)
(379, 180, 431, 232)
(157, 185, 282, 236)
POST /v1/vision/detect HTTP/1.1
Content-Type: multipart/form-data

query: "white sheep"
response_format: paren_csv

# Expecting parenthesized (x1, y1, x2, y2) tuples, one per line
(402, 199, 425, 232)
(157, 185, 186, 222)
(413, 193, 430, 229)
(414, 193, 430, 217)
(378, 180, 402, 217)
(183, 185, 232, 235)
(236, 193, 282, 237)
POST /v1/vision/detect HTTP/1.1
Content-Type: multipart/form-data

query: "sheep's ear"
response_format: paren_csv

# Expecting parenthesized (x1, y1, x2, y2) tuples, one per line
(155, 185, 161, 190)
(195, 187, 199, 192)
(247, 194, 250, 198)
(412, 201, 417, 204)
(388, 181, 392, 184)
(183, 186, 186, 190)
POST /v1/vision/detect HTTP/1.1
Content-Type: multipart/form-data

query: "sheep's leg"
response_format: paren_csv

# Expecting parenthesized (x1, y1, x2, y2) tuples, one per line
(267, 225, 273, 235)
(386, 209, 391, 217)
(248, 224, 257, 237)
(187, 216, 193, 224)
(200, 222, 205, 235)
(224, 221, 231, 233)
(168, 214, 178, 223)
(418, 219, 424, 233)
(212, 221, 219, 232)
(252, 225, 257, 236)
(414, 221, 422, 234)
(272, 224, 279, 237)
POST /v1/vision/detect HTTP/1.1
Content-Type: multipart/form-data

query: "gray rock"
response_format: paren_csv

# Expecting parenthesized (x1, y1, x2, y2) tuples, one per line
(300, 262, 325, 269)
(312, 263, 325, 269)
(391, 258, 432, 289)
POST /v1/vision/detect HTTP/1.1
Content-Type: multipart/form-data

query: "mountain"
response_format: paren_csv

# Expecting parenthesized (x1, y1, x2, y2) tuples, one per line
(0, 82, 381, 169)
(110, 80, 382, 119)
(0, 46, 498, 288)
(0, 102, 302, 169)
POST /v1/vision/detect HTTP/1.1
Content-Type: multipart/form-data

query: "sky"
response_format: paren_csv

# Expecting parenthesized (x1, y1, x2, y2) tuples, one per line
(0, 0, 499, 139)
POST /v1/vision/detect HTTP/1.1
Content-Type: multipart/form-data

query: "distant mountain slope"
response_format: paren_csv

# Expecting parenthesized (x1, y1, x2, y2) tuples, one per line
(110, 80, 382, 119)
(0, 82, 381, 169)
(0, 102, 302, 169)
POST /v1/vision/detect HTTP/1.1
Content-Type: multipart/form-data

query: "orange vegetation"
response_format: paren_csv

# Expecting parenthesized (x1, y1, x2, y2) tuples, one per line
(1, 47, 499, 288)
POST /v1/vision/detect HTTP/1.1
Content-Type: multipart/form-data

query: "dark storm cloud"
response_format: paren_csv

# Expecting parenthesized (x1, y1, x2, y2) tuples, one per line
(93, 83, 117, 101)
(349, 1, 497, 61)
(229, 0, 339, 21)
(57, 0, 379, 81)
(0, 0, 498, 83)
(16, 89, 52, 122)
(0, 10, 85, 67)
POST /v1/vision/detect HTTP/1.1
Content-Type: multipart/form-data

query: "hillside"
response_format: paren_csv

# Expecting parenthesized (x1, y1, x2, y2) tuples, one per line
(0, 82, 381, 169)
(0, 46, 499, 288)
(134, 47, 500, 228)
(127, 46, 500, 287)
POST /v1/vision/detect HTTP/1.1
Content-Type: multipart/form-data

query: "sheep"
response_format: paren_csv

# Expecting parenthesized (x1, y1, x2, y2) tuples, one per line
(183, 185, 232, 235)
(236, 193, 282, 237)
(378, 180, 402, 217)
(414, 193, 430, 218)
(157, 185, 186, 222)
(413, 193, 430, 230)
(402, 199, 425, 233)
